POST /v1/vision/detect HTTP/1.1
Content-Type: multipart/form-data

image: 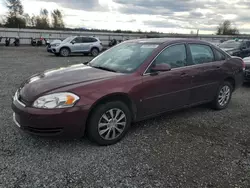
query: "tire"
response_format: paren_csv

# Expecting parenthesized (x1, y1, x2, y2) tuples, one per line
(60, 48, 70, 57)
(212, 81, 233, 110)
(87, 101, 131, 145)
(91, 48, 99, 57)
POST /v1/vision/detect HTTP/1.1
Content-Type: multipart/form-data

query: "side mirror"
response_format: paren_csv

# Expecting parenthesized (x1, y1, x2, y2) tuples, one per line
(71, 41, 76, 44)
(150, 64, 171, 73)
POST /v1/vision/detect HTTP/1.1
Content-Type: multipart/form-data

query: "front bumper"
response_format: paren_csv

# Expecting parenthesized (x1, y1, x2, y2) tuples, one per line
(51, 47, 60, 53)
(12, 97, 90, 138)
(47, 48, 53, 53)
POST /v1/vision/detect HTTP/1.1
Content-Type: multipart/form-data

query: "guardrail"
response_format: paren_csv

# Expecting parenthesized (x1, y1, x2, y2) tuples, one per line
(1, 27, 250, 45)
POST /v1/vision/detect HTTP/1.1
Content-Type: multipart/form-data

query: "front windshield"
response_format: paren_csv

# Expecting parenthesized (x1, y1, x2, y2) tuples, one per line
(89, 42, 158, 73)
(62, 36, 75, 43)
(219, 41, 241, 48)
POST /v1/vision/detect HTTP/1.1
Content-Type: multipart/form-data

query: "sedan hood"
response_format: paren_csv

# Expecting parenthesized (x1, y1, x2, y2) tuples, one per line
(19, 64, 121, 102)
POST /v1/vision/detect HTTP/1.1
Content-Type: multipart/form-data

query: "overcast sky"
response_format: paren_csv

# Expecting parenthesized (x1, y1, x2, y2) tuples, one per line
(0, 0, 250, 34)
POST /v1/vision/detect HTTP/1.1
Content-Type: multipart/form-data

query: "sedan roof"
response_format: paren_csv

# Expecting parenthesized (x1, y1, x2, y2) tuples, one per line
(127, 38, 211, 45)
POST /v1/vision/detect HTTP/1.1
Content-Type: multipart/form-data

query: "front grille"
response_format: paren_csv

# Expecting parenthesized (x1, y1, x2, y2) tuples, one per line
(25, 127, 63, 135)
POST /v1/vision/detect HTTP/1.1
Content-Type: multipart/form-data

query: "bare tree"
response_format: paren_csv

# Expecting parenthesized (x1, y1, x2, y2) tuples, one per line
(35, 9, 50, 29)
(5, 0, 26, 28)
(217, 20, 239, 35)
(51, 9, 64, 29)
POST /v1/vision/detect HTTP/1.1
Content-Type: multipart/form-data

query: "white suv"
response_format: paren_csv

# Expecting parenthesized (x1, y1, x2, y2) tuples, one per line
(51, 36, 103, 57)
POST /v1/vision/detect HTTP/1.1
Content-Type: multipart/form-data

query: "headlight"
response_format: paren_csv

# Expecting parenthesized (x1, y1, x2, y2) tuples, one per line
(33, 92, 79, 109)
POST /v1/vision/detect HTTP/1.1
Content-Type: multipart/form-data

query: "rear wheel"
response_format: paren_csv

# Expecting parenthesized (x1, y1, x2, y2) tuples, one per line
(91, 48, 99, 57)
(60, 48, 70, 57)
(87, 101, 131, 145)
(212, 81, 233, 110)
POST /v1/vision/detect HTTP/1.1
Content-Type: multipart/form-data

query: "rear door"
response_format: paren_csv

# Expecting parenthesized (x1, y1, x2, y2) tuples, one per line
(186, 43, 225, 105)
(81, 37, 95, 52)
(140, 43, 192, 117)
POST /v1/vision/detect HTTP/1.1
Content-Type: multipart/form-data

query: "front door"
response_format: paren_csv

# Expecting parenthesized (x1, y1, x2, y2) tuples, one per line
(139, 44, 192, 118)
(71, 37, 84, 52)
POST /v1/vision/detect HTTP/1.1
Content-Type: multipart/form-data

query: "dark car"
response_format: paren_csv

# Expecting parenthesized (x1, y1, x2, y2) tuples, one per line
(12, 38, 244, 145)
(243, 56, 250, 82)
(219, 39, 250, 58)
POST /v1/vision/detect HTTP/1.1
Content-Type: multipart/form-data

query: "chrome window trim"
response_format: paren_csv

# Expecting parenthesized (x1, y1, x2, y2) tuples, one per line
(143, 43, 186, 76)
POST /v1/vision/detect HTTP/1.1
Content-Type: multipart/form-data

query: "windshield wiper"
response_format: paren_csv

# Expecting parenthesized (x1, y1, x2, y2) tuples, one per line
(90, 65, 118, 73)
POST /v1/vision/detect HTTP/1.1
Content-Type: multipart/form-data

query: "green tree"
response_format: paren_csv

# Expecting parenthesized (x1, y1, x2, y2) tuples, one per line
(5, 0, 26, 28)
(35, 9, 50, 29)
(51, 9, 64, 29)
(217, 20, 239, 35)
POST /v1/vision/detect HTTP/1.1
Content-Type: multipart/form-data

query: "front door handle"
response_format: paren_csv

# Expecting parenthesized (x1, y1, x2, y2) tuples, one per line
(181, 72, 188, 77)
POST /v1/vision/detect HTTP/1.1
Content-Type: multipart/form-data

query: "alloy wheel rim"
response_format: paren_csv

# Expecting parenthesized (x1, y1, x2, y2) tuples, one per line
(92, 49, 98, 56)
(218, 85, 231, 106)
(98, 108, 127, 140)
(62, 49, 68, 56)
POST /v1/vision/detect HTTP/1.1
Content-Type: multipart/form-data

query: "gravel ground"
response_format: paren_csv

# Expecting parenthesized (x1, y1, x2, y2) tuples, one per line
(1, 46, 250, 188)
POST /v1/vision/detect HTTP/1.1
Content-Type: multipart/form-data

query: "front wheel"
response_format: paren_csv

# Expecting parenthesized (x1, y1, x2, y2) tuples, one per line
(87, 101, 131, 145)
(91, 48, 99, 57)
(212, 81, 233, 110)
(60, 48, 70, 57)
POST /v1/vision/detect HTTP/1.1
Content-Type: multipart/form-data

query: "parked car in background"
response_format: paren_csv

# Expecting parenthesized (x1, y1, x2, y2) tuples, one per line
(12, 38, 244, 145)
(243, 56, 250, 82)
(218, 39, 250, 58)
(47, 39, 62, 52)
(50, 36, 103, 57)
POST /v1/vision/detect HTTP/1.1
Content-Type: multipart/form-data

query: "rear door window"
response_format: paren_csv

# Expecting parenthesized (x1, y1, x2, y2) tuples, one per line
(189, 44, 214, 65)
(214, 49, 226, 61)
(82, 37, 97, 43)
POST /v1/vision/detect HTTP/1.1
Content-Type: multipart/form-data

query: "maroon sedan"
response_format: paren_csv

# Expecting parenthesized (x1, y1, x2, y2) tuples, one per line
(12, 38, 244, 145)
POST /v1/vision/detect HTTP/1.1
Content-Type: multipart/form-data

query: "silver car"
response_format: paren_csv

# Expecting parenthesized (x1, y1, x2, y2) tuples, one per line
(51, 36, 103, 57)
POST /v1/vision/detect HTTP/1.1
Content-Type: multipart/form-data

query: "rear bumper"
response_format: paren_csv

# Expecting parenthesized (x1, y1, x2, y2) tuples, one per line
(234, 71, 244, 89)
(244, 70, 250, 82)
(12, 98, 91, 138)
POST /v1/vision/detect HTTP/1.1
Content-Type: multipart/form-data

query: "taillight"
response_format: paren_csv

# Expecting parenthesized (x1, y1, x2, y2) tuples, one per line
(242, 59, 246, 71)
